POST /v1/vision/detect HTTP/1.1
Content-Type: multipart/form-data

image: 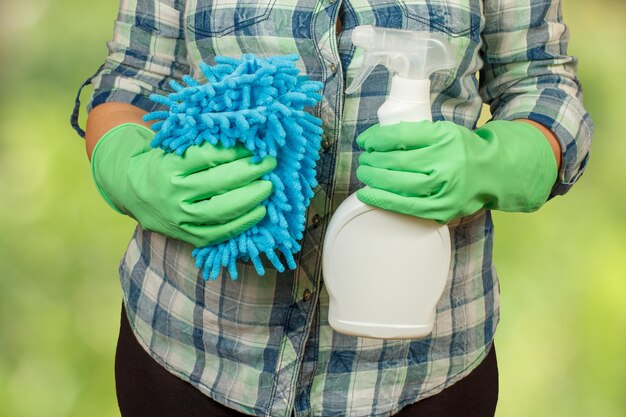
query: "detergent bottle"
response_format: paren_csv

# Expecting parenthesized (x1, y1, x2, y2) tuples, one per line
(322, 25, 456, 339)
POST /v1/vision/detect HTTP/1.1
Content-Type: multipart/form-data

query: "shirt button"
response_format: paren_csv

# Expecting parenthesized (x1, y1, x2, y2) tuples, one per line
(328, 0, 336, 4)
(321, 136, 332, 151)
(312, 214, 322, 228)
(303, 289, 312, 301)
(330, 63, 338, 74)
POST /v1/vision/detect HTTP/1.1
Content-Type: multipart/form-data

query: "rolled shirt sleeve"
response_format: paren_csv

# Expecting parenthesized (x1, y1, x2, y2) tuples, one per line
(479, 0, 594, 197)
(87, 0, 190, 113)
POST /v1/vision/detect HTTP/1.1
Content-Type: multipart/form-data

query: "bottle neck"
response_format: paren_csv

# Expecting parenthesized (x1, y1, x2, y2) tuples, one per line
(378, 76, 433, 125)
(388, 76, 431, 104)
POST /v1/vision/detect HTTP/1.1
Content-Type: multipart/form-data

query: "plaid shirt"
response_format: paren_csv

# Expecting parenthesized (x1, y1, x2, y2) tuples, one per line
(72, 0, 592, 416)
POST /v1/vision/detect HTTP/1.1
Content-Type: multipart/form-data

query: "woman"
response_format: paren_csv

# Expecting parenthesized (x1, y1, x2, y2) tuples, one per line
(71, 0, 592, 416)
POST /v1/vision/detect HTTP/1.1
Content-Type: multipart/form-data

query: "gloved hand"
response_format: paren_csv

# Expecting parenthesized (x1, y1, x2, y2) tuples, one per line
(355, 120, 558, 223)
(91, 123, 277, 246)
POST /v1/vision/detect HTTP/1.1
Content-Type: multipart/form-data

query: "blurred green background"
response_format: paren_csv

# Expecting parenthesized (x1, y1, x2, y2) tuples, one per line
(0, 0, 623, 416)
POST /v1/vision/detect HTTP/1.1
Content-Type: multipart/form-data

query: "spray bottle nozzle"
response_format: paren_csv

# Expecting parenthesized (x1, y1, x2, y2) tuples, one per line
(345, 25, 456, 94)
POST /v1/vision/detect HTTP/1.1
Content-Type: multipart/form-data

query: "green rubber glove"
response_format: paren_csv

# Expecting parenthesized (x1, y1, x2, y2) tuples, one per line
(91, 123, 277, 246)
(355, 120, 558, 223)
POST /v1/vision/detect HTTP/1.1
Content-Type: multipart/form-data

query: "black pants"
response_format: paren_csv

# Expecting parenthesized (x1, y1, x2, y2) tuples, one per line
(116, 303, 498, 417)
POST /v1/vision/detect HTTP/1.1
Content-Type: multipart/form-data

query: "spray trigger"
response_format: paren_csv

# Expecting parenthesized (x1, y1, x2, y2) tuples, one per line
(345, 63, 376, 94)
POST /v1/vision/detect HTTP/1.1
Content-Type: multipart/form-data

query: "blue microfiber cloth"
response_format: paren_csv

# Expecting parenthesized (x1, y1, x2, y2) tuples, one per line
(143, 54, 324, 280)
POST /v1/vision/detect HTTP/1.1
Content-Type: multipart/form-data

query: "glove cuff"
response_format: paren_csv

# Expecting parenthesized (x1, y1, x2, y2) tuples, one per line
(477, 120, 558, 212)
(91, 123, 155, 215)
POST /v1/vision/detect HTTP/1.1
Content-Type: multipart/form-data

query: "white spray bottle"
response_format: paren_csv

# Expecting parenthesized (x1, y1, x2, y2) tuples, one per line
(322, 26, 456, 339)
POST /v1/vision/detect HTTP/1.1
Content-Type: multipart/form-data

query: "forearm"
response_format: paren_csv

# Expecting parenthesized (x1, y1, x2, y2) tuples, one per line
(479, 0, 592, 196)
(85, 102, 150, 161)
(516, 119, 562, 171)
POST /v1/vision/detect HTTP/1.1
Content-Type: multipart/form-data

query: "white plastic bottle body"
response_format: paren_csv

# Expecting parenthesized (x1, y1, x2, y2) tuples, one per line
(321, 76, 452, 340)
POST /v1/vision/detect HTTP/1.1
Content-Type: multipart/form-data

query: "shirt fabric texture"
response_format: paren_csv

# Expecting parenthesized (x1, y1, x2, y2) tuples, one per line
(73, 1, 593, 416)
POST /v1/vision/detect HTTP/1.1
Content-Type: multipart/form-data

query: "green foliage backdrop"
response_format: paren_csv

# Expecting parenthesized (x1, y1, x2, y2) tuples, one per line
(0, 1, 623, 416)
